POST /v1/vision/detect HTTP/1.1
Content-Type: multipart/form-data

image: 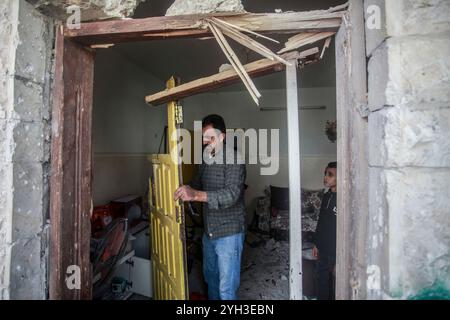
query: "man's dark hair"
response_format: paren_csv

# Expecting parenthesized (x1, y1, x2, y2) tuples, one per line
(202, 114, 226, 134)
(327, 161, 337, 169)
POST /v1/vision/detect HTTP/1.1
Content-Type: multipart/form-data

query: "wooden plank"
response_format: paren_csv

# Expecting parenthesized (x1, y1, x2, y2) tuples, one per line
(65, 12, 343, 45)
(209, 18, 289, 65)
(320, 37, 332, 59)
(279, 31, 336, 54)
(210, 17, 279, 43)
(206, 21, 260, 104)
(327, 1, 350, 13)
(145, 50, 314, 106)
(50, 25, 94, 300)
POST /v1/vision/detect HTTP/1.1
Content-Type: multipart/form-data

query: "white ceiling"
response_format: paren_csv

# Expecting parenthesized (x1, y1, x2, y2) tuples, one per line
(112, 0, 345, 91)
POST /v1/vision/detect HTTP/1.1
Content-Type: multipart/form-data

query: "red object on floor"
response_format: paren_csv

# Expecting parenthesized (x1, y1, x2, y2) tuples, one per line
(91, 204, 113, 237)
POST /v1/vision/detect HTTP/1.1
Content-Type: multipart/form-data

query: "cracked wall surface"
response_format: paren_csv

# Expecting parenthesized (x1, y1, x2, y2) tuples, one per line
(365, 0, 450, 299)
(165, 0, 244, 16)
(27, 0, 144, 21)
(0, 0, 54, 299)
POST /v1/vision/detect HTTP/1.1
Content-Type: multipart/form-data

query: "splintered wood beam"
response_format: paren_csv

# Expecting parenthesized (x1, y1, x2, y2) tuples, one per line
(207, 21, 261, 105)
(64, 11, 343, 45)
(278, 31, 336, 54)
(320, 37, 332, 59)
(208, 18, 290, 65)
(145, 50, 318, 106)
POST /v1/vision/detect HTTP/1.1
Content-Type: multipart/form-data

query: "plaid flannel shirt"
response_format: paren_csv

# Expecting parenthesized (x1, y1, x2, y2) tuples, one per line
(189, 146, 246, 239)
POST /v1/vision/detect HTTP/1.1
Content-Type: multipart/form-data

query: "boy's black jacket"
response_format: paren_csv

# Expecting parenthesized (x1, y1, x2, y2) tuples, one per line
(314, 190, 337, 256)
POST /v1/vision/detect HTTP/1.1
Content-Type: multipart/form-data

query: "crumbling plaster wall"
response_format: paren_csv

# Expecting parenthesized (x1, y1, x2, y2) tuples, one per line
(27, 0, 145, 21)
(166, 0, 244, 16)
(0, 0, 54, 299)
(364, 0, 450, 299)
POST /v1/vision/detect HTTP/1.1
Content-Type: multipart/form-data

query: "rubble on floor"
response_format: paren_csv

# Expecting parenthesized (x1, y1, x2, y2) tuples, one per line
(239, 234, 289, 300)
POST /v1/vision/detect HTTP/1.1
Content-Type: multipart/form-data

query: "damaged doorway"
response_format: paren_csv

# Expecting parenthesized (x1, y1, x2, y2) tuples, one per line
(49, 1, 367, 300)
(89, 34, 337, 299)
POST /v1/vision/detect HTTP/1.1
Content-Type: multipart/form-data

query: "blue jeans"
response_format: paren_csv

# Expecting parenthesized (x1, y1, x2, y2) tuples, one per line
(202, 232, 245, 300)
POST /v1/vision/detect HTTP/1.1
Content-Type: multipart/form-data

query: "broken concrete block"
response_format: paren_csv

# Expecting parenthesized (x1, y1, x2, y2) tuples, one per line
(28, 0, 144, 21)
(13, 78, 44, 122)
(16, 0, 52, 84)
(368, 35, 450, 111)
(383, 167, 450, 298)
(385, 0, 450, 37)
(369, 107, 450, 168)
(12, 162, 44, 240)
(10, 236, 46, 299)
(166, 0, 245, 16)
(12, 121, 44, 163)
(368, 167, 450, 298)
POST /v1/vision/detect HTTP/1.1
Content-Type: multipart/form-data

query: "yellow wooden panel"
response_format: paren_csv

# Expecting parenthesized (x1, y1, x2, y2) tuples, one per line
(149, 77, 188, 300)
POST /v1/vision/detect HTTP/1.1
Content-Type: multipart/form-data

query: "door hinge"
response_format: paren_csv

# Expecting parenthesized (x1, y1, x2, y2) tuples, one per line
(175, 104, 183, 125)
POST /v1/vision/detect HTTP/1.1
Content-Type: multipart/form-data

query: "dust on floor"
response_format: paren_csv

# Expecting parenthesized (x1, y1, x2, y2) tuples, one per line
(239, 236, 289, 300)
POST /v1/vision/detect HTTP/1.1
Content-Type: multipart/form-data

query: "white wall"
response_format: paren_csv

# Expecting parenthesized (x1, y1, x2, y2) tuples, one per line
(92, 49, 166, 206)
(181, 85, 337, 209)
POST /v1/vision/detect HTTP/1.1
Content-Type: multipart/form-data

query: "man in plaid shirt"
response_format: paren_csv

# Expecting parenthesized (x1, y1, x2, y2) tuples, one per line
(174, 114, 246, 300)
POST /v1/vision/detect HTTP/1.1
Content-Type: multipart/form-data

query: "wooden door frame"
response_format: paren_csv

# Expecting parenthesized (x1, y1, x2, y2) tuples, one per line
(49, 5, 366, 300)
(50, 27, 95, 299)
(335, 1, 369, 300)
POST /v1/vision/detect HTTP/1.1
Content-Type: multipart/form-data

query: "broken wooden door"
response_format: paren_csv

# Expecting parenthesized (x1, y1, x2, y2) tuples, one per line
(149, 77, 188, 300)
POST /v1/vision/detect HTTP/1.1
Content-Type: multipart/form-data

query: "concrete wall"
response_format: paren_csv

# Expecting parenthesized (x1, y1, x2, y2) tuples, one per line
(364, 0, 450, 299)
(28, 0, 144, 21)
(182, 85, 337, 212)
(0, 0, 54, 299)
(92, 49, 166, 206)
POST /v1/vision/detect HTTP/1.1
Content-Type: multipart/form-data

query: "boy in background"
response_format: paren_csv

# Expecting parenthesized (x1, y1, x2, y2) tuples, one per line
(312, 161, 337, 300)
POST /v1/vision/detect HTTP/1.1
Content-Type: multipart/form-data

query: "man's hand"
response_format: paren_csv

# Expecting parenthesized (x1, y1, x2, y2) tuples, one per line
(174, 185, 198, 202)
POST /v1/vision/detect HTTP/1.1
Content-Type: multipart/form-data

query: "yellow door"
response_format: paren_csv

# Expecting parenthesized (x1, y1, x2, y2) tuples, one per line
(149, 77, 188, 300)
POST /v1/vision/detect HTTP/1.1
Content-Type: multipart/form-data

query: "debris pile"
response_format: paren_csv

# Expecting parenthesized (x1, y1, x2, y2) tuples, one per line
(146, 3, 349, 106)
(239, 235, 289, 300)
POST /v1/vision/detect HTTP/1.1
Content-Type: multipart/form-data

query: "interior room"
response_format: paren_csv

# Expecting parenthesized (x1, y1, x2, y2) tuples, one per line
(88, 0, 342, 300)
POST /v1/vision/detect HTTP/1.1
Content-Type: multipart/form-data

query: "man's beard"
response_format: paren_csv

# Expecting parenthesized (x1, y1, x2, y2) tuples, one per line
(203, 143, 215, 159)
(203, 142, 224, 162)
